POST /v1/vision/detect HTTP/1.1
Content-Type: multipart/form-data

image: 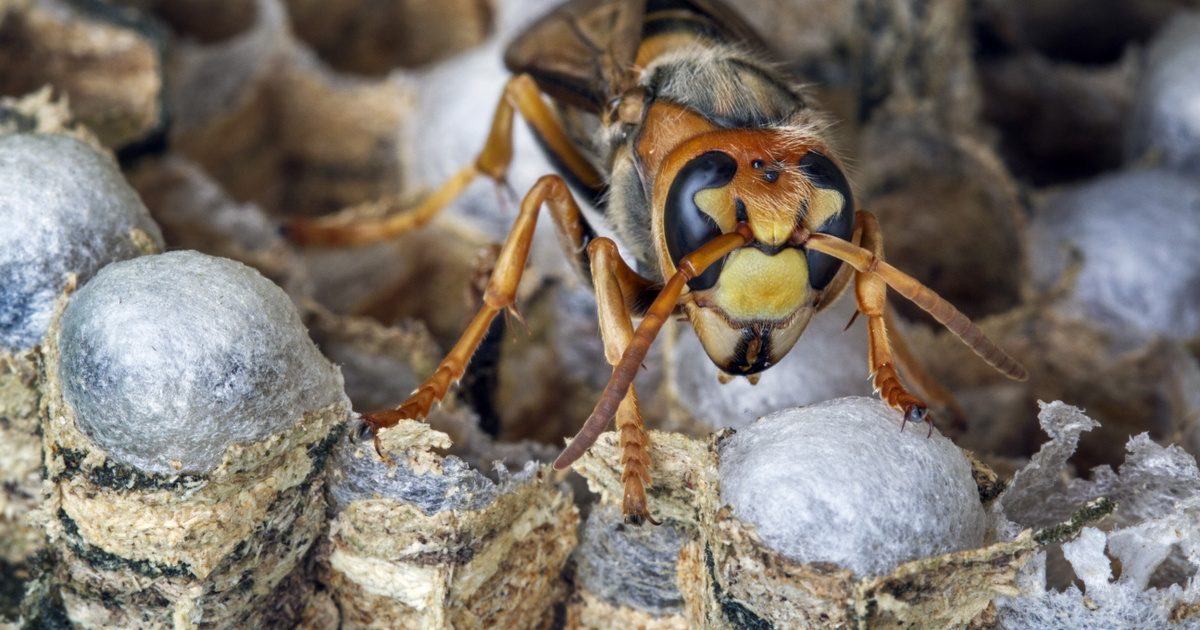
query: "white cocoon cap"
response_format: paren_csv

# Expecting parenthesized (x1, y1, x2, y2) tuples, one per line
(59, 251, 344, 474)
(719, 397, 986, 577)
(1029, 168, 1200, 343)
(0, 133, 163, 352)
(1127, 12, 1200, 176)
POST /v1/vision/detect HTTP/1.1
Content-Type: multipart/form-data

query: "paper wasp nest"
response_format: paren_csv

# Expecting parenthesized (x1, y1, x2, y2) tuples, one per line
(995, 403, 1200, 627)
(0, 0, 164, 151)
(1029, 168, 1200, 344)
(4, 0, 1200, 628)
(0, 133, 162, 353)
(571, 502, 690, 628)
(127, 155, 312, 300)
(1127, 11, 1200, 176)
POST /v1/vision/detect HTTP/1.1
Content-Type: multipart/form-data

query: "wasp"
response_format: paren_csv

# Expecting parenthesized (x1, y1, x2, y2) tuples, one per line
(287, 0, 1028, 525)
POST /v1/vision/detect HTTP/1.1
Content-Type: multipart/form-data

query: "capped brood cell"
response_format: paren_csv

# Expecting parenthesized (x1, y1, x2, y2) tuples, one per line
(41, 251, 350, 629)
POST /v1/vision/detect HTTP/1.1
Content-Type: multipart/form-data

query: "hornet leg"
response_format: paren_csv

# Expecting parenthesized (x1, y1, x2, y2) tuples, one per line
(362, 175, 592, 440)
(285, 74, 603, 247)
(586, 237, 660, 524)
(852, 211, 930, 432)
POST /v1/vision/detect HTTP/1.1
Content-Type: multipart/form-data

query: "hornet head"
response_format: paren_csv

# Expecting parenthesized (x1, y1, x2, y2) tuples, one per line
(652, 130, 855, 379)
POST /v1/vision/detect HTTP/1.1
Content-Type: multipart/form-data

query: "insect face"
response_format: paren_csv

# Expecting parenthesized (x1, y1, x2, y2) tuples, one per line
(656, 133, 856, 377)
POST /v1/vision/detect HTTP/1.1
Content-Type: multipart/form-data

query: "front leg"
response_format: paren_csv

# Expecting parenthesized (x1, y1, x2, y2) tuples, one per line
(585, 237, 660, 525)
(802, 210, 1028, 434)
(852, 211, 930, 432)
(556, 225, 753, 468)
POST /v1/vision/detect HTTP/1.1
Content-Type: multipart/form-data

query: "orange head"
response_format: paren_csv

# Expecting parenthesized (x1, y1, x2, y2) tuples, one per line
(650, 129, 855, 377)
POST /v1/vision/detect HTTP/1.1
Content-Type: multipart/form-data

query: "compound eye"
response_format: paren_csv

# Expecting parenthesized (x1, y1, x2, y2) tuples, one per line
(799, 151, 854, 290)
(664, 151, 737, 291)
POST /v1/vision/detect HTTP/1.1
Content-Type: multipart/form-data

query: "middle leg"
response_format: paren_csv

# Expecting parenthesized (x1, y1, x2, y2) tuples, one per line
(363, 174, 592, 436)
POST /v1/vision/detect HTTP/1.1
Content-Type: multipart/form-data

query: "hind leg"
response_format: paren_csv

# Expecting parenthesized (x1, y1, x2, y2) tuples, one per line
(285, 74, 602, 247)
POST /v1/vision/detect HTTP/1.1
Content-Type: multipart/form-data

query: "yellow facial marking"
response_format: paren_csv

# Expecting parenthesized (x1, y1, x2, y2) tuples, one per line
(712, 248, 809, 321)
(693, 187, 735, 231)
(688, 303, 742, 364)
(747, 216, 795, 247)
(806, 187, 844, 229)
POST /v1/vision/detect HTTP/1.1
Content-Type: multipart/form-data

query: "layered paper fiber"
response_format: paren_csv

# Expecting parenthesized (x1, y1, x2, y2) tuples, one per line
(322, 420, 578, 630)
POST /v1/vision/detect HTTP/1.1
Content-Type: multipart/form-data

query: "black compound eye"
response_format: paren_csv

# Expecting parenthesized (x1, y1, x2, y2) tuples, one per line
(664, 151, 737, 291)
(799, 151, 854, 290)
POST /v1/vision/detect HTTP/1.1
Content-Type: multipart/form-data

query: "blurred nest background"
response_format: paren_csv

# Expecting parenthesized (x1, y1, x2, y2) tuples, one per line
(2, 0, 1200, 628)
